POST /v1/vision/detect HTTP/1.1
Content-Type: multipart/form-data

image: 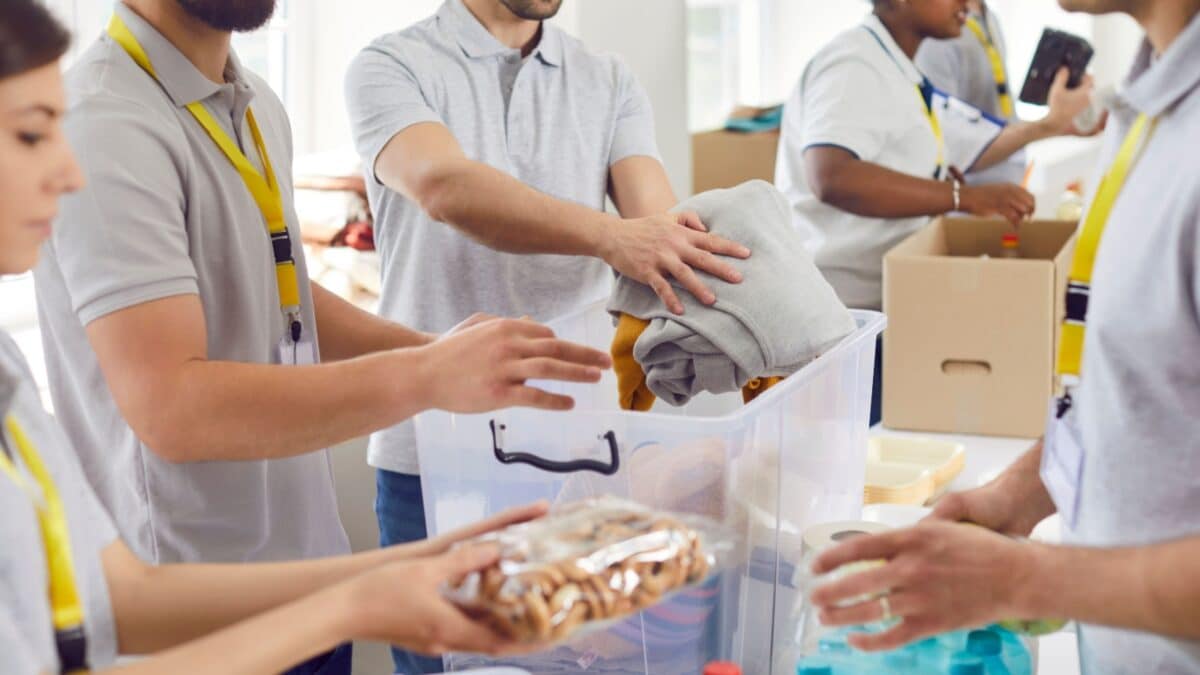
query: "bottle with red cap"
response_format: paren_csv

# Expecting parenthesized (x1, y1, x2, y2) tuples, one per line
(1000, 232, 1021, 259)
(703, 662, 742, 675)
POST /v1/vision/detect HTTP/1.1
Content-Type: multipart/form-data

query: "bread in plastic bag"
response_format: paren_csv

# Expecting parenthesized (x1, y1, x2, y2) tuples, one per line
(445, 496, 733, 644)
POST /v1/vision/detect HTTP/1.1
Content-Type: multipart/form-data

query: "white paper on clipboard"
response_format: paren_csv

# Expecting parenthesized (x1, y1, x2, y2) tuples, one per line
(931, 90, 1005, 174)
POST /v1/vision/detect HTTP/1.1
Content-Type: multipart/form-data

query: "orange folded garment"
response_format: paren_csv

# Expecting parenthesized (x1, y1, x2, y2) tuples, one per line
(613, 313, 785, 411)
(613, 313, 656, 411)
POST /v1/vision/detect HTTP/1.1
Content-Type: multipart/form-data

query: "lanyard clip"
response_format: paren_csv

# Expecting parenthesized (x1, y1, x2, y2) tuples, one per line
(288, 311, 302, 344)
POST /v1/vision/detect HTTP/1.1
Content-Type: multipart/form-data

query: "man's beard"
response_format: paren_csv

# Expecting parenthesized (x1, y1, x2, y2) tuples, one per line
(498, 0, 563, 21)
(174, 0, 277, 32)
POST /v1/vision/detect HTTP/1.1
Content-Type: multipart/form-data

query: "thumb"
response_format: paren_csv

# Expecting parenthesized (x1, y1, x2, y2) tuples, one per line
(678, 211, 708, 232)
(1051, 66, 1071, 91)
(926, 492, 969, 523)
(439, 543, 502, 582)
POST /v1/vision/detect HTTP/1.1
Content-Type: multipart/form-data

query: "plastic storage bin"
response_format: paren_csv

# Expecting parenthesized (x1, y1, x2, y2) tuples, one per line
(416, 301, 886, 674)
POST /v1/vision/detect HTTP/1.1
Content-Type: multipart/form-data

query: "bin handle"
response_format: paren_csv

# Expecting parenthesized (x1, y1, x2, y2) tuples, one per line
(490, 420, 621, 476)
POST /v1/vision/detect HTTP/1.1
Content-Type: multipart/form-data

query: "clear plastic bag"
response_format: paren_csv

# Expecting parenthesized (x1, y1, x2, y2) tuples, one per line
(445, 497, 733, 645)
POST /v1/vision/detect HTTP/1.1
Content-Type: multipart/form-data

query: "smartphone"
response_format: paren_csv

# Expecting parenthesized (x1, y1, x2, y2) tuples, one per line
(1018, 28, 1094, 106)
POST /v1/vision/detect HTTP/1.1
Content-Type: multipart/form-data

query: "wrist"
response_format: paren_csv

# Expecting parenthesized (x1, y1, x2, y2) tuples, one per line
(1033, 115, 1066, 140)
(382, 347, 436, 418)
(590, 213, 625, 264)
(1009, 541, 1057, 618)
(330, 574, 375, 643)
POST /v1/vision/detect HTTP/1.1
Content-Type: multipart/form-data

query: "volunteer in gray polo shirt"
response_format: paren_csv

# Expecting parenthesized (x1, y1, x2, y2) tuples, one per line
(0, 8, 554, 671)
(34, 2, 610, 671)
(806, 2, 1200, 673)
(345, 4, 749, 670)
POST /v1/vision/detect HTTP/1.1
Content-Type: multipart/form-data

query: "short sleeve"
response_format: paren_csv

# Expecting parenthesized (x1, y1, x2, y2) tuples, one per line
(607, 58, 661, 167)
(0, 606, 41, 675)
(344, 41, 445, 185)
(53, 95, 198, 327)
(799, 55, 893, 161)
(915, 38, 966, 101)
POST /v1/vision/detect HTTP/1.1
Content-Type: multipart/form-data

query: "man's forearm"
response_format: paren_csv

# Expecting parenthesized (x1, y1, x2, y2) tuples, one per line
(1021, 537, 1200, 640)
(397, 155, 620, 259)
(973, 120, 1056, 171)
(146, 349, 428, 462)
(311, 282, 433, 361)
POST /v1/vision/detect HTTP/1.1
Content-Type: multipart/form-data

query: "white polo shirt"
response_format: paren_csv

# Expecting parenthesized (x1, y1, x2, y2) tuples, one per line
(776, 14, 944, 311)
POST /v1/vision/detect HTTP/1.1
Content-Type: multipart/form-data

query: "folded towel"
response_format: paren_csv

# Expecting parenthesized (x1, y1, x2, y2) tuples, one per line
(607, 180, 855, 407)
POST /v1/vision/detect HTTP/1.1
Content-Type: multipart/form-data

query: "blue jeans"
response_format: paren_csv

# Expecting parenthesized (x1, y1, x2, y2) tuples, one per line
(376, 469, 446, 675)
(281, 643, 352, 675)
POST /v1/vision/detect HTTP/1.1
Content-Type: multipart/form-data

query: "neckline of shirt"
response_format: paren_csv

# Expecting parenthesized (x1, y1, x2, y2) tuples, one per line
(1117, 10, 1200, 119)
(439, 0, 563, 68)
(862, 14, 925, 86)
(111, 3, 257, 110)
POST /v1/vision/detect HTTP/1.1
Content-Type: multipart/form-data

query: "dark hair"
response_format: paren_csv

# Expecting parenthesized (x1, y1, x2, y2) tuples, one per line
(0, 0, 71, 80)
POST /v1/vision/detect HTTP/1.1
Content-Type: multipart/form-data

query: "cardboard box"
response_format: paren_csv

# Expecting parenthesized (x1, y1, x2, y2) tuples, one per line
(692, 129, 780, 195)
(883, 217, 1077, 438)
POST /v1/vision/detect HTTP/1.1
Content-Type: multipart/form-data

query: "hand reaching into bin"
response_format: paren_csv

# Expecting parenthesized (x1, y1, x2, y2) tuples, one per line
(420, 316, 613, 413)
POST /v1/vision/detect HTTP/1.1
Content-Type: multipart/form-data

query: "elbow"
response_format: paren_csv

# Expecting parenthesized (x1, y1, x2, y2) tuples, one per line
(809, 173, 853, 210)
(131, 407, 202, 464)
(408, 162, 459, 225)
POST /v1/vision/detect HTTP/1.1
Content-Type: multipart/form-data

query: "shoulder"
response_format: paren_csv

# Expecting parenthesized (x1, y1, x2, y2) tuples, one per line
(553, 27, 634, 90)
(0, 332, 34, 387)
(350, 16, 451, 76)
(806, 27, 888, 80)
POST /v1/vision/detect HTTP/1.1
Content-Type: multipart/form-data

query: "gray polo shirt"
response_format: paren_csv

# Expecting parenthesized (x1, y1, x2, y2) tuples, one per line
(345, 0, 661, 474)
(0, 331, 119, 675)
(1069, 14, 1200, 674)
(916, 5, 1025, 185)
(34, 3, 348, 564)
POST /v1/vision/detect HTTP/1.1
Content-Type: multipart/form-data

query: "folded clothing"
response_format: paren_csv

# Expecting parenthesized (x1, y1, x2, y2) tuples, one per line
(608, 180, 855, 408)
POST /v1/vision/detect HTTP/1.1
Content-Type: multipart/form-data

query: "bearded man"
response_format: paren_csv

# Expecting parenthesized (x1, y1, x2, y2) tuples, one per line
(33, 2, 617, 673)
(343, 5, 751, 666)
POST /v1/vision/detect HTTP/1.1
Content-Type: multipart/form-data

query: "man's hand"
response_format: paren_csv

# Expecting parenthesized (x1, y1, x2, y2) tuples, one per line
(959, 182, 1036, 225)
(1043, 67, 1105, 137)
(809, 521, 1041, 651)
(926, 439, 1057, 536)
(418, 317, 612, 413)
(600, 211, 751, 315)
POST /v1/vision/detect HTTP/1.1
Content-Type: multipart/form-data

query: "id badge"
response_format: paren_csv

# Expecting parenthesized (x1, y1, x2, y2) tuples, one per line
(1040, 399, 1086, 529)
(277, 337, 317, 366)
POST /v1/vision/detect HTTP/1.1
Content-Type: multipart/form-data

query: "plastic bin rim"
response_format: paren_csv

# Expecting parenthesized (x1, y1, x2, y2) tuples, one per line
(540, 304, 886, 426)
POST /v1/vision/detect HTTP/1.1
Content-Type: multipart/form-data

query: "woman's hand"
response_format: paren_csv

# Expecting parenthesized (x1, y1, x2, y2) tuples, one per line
(342, 544, 538, 657)
(402, 501, 550, 559)
(959, 182, 1036, 225)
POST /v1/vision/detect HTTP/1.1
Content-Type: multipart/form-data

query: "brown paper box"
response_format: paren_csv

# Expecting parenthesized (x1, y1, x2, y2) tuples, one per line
(882, 217, 1077, 437)
(691, 129, 780, 195)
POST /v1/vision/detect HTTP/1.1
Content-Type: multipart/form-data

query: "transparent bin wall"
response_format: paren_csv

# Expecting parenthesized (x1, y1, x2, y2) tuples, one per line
(415, 302, 884, 674)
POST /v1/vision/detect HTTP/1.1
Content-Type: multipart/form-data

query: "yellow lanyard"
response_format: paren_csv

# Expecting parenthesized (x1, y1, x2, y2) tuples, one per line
(918, 84, 946, 178)
(965, 17, 1015, 118)
(106, 14, 304, 344)
(1056, 113, 1157, 387)
(1, 416, 89, 674)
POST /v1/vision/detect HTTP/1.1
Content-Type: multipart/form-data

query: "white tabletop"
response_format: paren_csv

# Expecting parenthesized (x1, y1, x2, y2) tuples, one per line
(870, 427, 1080, 675)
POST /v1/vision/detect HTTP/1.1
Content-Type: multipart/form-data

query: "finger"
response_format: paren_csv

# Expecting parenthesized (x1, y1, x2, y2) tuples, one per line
(926, 492, 969, 523)
(685, 248, 744, 284)
(846, 615, 946, 652)
(519, 338, 613, 368)
(442, 502, 550, 546)
(677, 211, 708, 232)
(693, 231, 751, 259)
(498, 318, 556, 340)
(812, 530, 912, 574)
(810, 561, 900, 609)
(506, 385, 576, 411)
(437, 543, 502, 582)
(648, 274, 684, 315)
(509, 357, 604, 385)
(425, 603, 508, 655)
(668, 260, 717, 306)
(819, 590, 926, 627)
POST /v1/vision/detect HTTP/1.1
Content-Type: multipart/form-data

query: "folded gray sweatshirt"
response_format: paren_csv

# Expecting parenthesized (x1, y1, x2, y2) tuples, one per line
(607, 180, 856, 406)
